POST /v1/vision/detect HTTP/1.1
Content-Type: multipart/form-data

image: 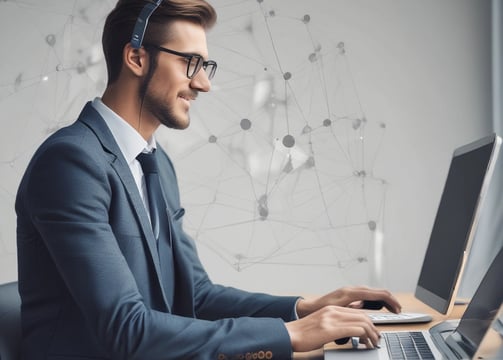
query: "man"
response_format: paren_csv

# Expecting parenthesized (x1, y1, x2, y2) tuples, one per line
(16, 0, 401, 359)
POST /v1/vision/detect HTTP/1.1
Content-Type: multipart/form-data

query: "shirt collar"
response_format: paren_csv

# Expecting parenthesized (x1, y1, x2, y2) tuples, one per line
(91, 97, 156, 162)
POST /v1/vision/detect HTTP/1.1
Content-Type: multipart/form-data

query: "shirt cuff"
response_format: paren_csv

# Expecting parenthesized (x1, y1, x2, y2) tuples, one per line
(293, 297, 304, 320)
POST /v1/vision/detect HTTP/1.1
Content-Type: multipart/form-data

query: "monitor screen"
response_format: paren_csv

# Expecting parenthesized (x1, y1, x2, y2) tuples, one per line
(415, 134, 501, 314)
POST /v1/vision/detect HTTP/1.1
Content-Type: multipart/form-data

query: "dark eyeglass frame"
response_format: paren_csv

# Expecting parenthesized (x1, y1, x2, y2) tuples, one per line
(143, 43, 217, 80)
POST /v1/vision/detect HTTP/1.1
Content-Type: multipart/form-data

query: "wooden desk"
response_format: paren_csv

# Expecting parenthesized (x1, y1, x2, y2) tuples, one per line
(293, 293, 467, 359)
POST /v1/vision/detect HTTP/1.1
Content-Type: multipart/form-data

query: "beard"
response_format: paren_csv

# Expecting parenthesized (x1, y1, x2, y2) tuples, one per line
(139, 63, 195, 130)
(141, 88, 190, 130)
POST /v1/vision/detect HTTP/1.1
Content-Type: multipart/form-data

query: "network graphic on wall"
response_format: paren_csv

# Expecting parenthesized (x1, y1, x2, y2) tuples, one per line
(0, 0, 387, 284)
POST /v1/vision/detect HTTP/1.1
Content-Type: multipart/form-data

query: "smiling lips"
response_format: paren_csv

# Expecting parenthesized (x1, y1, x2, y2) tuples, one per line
(179, 95, 194, 101)
(178, 92, 197, 108)
(179, 90, 197, 101)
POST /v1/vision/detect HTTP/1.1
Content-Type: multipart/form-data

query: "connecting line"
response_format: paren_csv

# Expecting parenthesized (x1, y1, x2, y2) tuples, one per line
(0, 2, 389, 277)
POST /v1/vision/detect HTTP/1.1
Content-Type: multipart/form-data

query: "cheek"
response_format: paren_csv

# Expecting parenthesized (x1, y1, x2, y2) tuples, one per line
(148, 77, 176, 101)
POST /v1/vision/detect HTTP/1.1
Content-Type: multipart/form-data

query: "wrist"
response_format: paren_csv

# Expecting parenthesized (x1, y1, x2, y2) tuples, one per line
(296, 297, 316, 318)
(285, 321, 301, 351)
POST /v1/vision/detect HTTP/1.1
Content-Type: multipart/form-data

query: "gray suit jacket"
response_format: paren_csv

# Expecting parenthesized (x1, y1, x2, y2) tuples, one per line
(16, 102, 299, 359)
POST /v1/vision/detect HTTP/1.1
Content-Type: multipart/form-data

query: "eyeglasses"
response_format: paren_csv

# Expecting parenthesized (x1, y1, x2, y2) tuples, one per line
(144, 43, 217, 80)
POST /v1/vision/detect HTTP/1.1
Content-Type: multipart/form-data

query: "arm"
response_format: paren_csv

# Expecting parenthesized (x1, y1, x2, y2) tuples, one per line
(157, 147, 301, 322)
(158, 146, 401, 353)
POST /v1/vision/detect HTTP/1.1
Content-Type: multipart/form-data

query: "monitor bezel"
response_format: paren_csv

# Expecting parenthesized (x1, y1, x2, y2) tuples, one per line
(414, 133, 501, 315)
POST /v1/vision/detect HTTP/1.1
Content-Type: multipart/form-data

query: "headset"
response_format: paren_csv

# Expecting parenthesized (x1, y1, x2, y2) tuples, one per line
(131, 0, 163, 49)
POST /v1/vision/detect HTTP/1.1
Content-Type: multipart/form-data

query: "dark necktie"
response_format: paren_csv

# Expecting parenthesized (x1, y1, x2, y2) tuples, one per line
(137, 151, 162, 241)
(136, 151, 175, 305)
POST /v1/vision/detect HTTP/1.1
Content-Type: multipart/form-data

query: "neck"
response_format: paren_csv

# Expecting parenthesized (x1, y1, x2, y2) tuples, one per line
(101, 83, 159, 141)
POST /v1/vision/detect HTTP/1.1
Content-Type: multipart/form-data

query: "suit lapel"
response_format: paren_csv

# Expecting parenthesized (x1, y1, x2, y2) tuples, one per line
(155, 150, 196, 317)
(76, 102, 171, 310)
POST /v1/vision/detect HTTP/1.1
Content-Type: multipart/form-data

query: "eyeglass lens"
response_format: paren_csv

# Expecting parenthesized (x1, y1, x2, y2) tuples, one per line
(188, 57, 216, 80)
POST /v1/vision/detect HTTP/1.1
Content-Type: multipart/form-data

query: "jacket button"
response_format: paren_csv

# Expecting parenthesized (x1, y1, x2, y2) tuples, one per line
(265, 351, 273, 359)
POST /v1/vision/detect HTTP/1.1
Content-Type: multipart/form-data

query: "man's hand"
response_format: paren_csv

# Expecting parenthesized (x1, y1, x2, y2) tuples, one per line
(285, 306, 380, 353)
(296, 286, 402, 318)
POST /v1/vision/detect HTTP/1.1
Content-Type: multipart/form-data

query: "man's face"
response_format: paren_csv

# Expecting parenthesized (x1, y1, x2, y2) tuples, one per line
(142, 20, 211, 130)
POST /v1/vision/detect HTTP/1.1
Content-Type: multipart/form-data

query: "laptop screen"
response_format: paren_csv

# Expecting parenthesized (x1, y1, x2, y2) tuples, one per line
(415, 134, 501, 314)
(446, 245, 503, 358)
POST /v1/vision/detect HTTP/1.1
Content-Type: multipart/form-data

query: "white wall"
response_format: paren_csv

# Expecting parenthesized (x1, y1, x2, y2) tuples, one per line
(0, 0, 493, 297)
(458, 0, 503, 299)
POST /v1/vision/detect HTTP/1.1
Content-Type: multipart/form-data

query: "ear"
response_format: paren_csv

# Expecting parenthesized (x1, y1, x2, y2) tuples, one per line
(123, 42, 149, 77)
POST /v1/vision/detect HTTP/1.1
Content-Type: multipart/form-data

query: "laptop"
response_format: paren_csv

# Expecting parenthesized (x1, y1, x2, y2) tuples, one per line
(325, 243, 503, 359)
(369, 133, 501, 324)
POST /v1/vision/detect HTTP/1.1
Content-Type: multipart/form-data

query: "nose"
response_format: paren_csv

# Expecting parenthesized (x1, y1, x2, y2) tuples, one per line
(189, 69, 211, 92)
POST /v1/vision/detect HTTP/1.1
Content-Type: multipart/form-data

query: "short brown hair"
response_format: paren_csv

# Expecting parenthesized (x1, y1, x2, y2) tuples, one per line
(102, 0, 217, 85)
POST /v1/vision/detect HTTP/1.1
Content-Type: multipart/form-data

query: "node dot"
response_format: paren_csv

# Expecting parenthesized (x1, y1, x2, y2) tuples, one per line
(305, 156, 315, 168)
(76, 62, 86, 74)
(283, 72, 292, 80)
(45, 34, 56, 47)
(368, 221, 377, 231)
(323, 118, 332, 127)
(208, 135, 217, 143)
(283, 159, 293, 173)
(258, 195, 269, 220)
(282, 134, 295, 148)
(240, 118, 252, 130)
(337, 41, 346, 55)
(258, 205, 269, 220)
(302, 125, 312, 134)
(308, 53, 318, 63)
(302, 15, 311, 24)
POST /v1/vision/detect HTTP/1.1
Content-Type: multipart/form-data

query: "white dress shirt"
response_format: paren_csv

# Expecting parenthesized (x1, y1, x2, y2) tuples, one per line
(91, 97, 155, 217)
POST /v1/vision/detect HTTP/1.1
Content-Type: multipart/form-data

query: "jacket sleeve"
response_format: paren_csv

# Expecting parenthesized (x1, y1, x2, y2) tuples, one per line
(157, 147, 301, 323)
(19, 135, 295, 360)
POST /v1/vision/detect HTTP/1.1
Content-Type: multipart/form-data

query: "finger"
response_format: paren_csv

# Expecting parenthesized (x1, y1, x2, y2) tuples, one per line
(347, 300, 364, 309)
(352, 288, 402, 314)
(383, 297, 402, 314)
(326, 305, 371, 314)
(361, 336, 378, 349)
(338, 314, 381, 347)
(343, 324, 380, 349)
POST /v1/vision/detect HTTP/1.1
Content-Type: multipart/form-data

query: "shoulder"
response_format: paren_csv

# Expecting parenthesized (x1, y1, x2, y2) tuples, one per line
(18, 121, 113, 201)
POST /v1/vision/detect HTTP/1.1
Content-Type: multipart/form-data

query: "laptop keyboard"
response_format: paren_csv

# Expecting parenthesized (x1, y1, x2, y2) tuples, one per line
(383, 331, 435, 359)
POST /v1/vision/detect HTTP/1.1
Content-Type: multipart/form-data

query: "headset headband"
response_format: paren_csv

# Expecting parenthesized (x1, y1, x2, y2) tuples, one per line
(130, 0, 163, 49)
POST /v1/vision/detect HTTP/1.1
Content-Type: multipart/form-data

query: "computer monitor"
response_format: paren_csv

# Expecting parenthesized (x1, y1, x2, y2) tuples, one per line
(414, 133, 501, 314)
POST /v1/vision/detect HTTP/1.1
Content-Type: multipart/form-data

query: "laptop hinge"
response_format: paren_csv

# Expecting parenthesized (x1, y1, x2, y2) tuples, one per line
(429, 320, 465, 359)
